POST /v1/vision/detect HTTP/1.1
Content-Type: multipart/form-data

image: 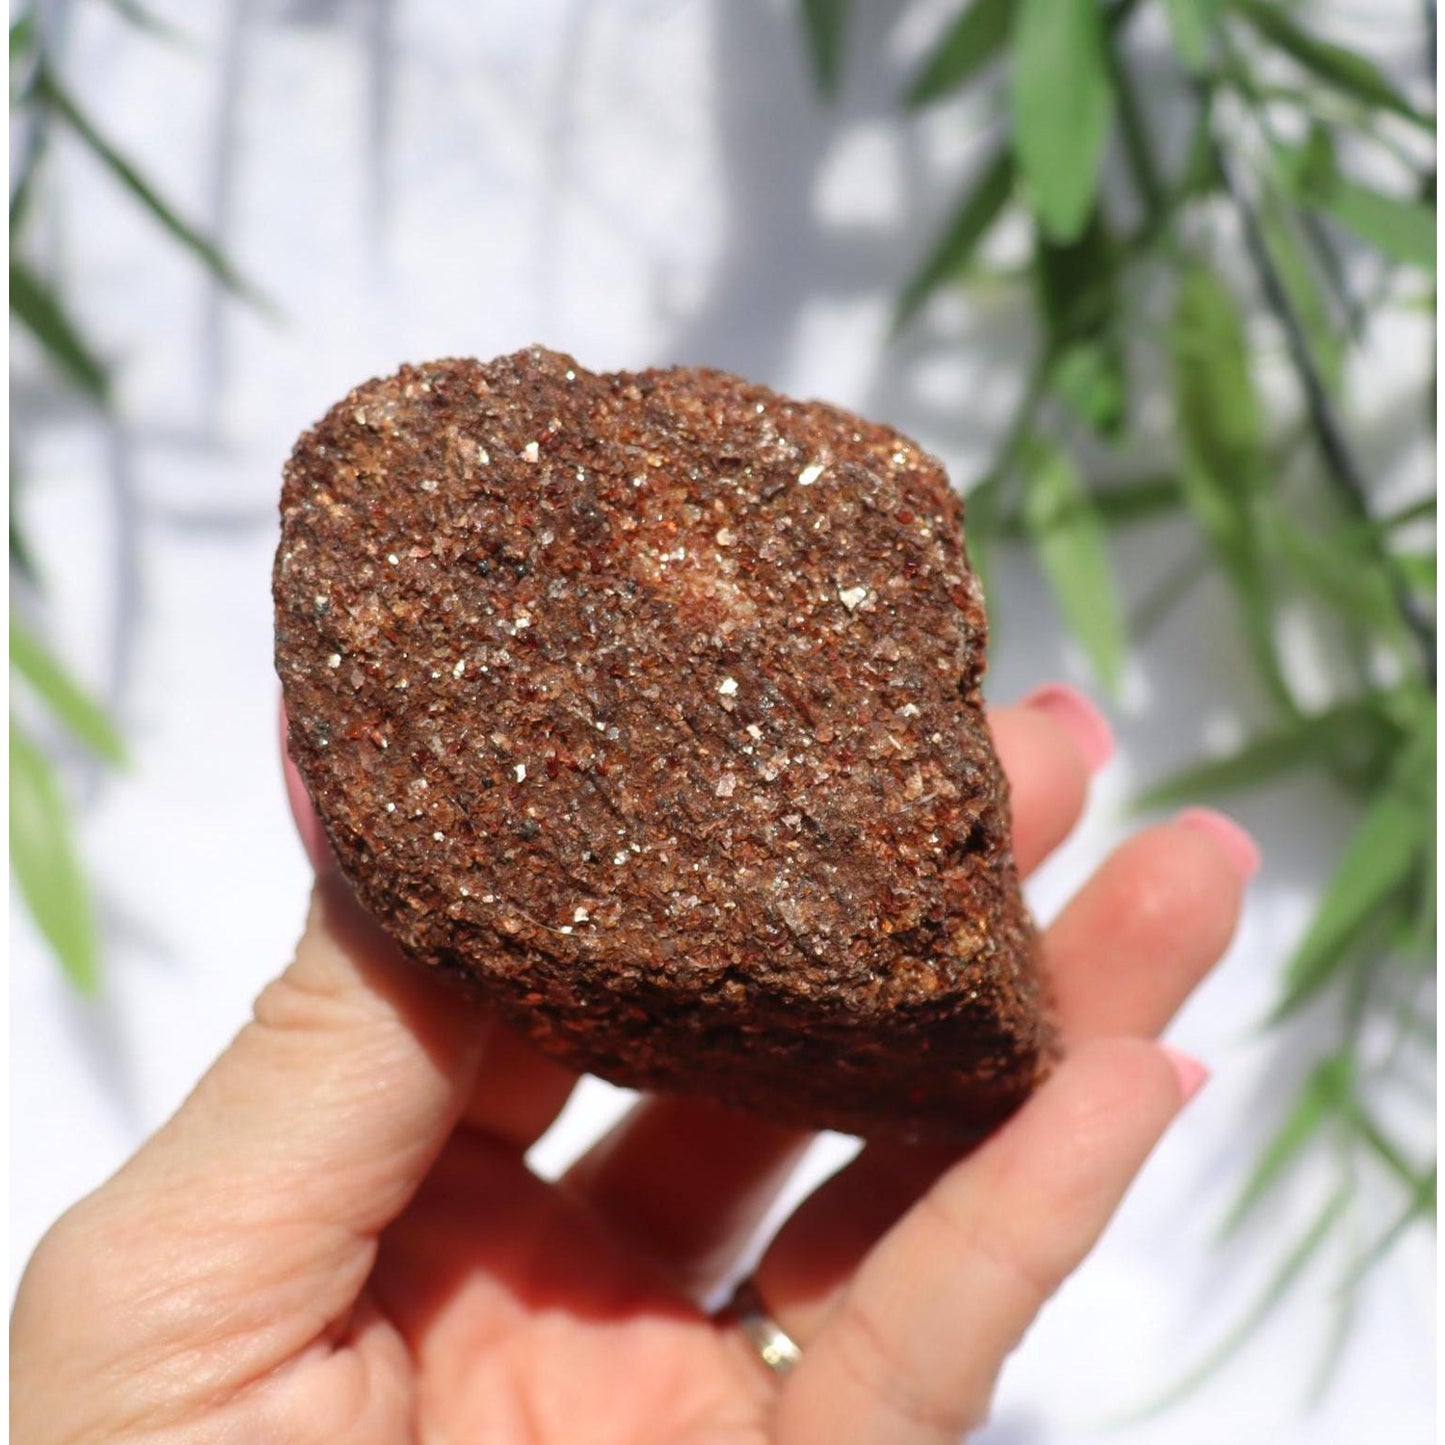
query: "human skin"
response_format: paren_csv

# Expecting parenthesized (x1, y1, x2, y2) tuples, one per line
(10, 686, 1255, 1444)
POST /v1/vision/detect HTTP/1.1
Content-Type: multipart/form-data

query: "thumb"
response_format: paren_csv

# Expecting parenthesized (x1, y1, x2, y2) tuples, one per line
(101, 711, 492, 1263)
(18, 770, 491, 1412)
(120, 870, 489, 1250)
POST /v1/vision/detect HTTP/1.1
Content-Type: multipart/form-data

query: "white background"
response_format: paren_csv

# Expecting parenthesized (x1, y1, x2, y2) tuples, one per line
(10, 1, 1435, 1440)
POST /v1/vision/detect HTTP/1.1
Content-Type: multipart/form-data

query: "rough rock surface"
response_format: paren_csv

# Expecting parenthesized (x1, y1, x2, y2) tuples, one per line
(275, 348, 1054, 1140)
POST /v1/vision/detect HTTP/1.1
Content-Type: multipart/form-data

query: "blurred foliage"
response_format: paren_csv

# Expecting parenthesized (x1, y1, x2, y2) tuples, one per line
(9, 0, 253, 990)
(802, 0, 1434, 1405)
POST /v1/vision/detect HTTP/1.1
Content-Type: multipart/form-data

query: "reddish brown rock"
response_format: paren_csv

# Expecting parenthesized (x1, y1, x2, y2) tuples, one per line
(274, 348, 1054, 1141)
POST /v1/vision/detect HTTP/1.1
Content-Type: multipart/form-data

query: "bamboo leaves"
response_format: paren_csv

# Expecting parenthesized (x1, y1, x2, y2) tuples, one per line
(1172, 264, 1264, 501)
(1219, 1056, 1353, 1239)
(792, 0, 1437, 1402)
(1010, 0, 1112, 241)
(894, 149, 1015, 332)
(1171, 263, 1287, 700)
(1020, 436, 1126, 693)
(1036, 213, 1125, 437)
(10, 258, 109, 401)
(1135, 696, 1401, 810)
(1276, 136, 1435, 274)
(9, 621, 126, 992)
(1257, 186, 1344, 392)
(799, 0, 849, 98)
(11, 618, 126, 765)
(1162, 0, 1216, 74)
(10, 17, 274, 992)
(10, 724, 101, 993)
(32, 66, 264, 301)
(1234, 0, 1431, 130)
(1273, 713, 1435, 1021)
(905, 0, 1016, 109)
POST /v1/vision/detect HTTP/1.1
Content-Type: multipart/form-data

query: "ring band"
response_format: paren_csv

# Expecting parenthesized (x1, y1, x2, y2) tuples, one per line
(721, 1277, 802, 1377)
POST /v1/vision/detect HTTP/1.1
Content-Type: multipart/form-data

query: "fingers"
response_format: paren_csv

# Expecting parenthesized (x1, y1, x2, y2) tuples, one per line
(1045, 810, 1255, 1039)
(458, 1024, 580, 1151)
(561, 1098, 811, 1294)
(559, 690, 1109, 1294)
(773, 1040, 1204, 1445)
(990, 688, 1107, 875)
(747, 807, 1253, 1345)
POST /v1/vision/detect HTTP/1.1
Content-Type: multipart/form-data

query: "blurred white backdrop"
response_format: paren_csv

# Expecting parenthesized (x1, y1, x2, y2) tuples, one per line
(9, 1, 1435, 1440)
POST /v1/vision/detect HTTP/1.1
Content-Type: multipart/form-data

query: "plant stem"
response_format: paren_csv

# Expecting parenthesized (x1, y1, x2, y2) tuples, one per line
(1213, 139, 1438, 687)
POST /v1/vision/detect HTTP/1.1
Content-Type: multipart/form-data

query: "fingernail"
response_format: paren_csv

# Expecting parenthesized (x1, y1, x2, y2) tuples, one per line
(1175, 807, 1261, 880)
(1019, 684, 1115, 772)
(279, 696, 334, 876)
(1160, 1045, 1210, 1104)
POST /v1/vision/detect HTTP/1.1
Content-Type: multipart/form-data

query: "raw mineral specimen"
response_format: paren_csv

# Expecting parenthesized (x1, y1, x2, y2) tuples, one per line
(275, 348, 1054, 1141)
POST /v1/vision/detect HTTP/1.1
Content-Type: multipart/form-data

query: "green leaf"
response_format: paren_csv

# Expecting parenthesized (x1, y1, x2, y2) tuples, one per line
(1036, 209, 1118, 346)
(1345, 1104, 1421, 1190)
(1274, 133, 1435, 274)
(1127, 1186, 1351, 1420)
(1320, 178, 1435, 274)
(1010, 0, 1113, 242)
(1162, 0, 1216, 73)
(1052, 336, 1126, 439)
(1173, 96, 1223, 203)
(798, 0, 849, 99)
(33, 65, 264, 301)
(894, 148, 1015, 333)
(1172, 265, 1263, 480)
(1396, 551, 1436, 591)
(1234, 0, 1431, 130)
(10, 509, 39, 585)
(1091, 474, 1184, 527)
(1180, 451, 1283, 688)
(1134, 695, 1400, 811)
(1379, 494, 1435, 533)
(9, 258, 110, 401)
(100, 0, 190, 42)
(1276, 517, 1408, 638)
(1338, 1167, 1436, 1292)
(9, 720, 101, 992)
(905, 0, 1017, 109)
(1020, 435, 1126, 693)
(10, 456, 39, 585)
(10, 13, 36, 64)
(1170, 264, 1288, 702)
(1405, 725, 1437, 956)
(1218, 1056, 1352, 1238)
(1273, 715, 1434, 1020)
(1258, 185, 1344, 393)
(1001, 474, 1183, 536)
(10, 617, 126, 765)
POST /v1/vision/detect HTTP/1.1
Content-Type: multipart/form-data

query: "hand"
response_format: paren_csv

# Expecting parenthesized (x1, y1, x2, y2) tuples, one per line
(12, 686, 1254, 1444)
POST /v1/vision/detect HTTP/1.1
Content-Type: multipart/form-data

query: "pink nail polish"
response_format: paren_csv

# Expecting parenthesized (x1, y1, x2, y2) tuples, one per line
(279, 696, 334, 875)
(1019, 684, 1115, 772)
(1160, 1045, 1210, 1104)
(1176, 807, 1262, 880)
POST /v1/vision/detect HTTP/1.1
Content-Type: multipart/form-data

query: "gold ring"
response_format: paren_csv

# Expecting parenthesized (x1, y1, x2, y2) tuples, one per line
(720, 1277, 802, 1377)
